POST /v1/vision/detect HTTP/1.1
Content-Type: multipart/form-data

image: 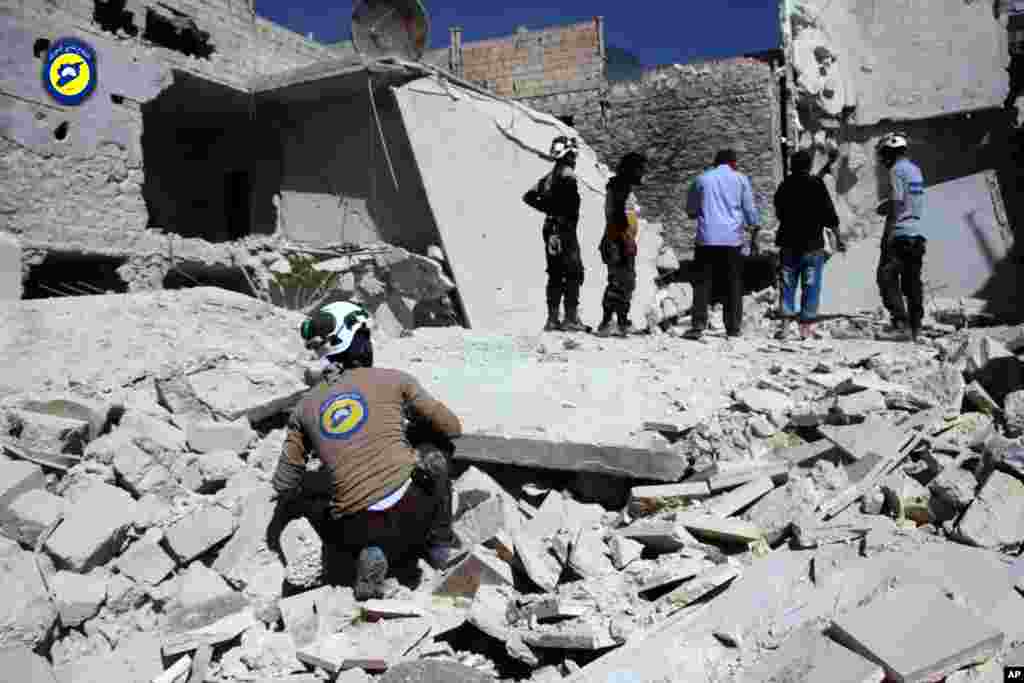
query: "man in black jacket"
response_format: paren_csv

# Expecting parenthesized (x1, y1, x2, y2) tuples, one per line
(524, 136, 588, 332)
(773, 149, 845, 339)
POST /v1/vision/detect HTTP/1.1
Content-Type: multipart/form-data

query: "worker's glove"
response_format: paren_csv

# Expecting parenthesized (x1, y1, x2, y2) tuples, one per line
(547, 233, 562, 256)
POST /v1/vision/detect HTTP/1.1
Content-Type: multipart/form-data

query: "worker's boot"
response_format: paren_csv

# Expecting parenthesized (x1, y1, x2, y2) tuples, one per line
(354, 546, 389, 601)
(425, 544, 466, 571)
(543, 305, 562, 332)
(561, 306, 590, 333)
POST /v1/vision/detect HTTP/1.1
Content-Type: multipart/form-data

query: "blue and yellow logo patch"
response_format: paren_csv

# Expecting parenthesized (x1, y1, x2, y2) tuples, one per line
(319, 392, 369, 441)
(43, 37, 98, 106)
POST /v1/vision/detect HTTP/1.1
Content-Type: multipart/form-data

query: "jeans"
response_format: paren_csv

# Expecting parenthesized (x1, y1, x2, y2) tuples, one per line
(778, 249, 826, 322)
(691, 245, 744, 335)
(877, 236, 926, 330)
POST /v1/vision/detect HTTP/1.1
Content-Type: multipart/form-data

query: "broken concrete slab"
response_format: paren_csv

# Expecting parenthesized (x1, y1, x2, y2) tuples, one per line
(744, 623, 884, 683)
(563, 629, 725, 682)
(663, 563, 741, 609)
(0, 542, 58, 649)
(468, 585, 538, 666)
(568, 528, 615, 579)
(629, 482, 710, 516)
(453, 465, 514, 515)
(118, 411, 188, 453)
(50, 570, 107, 627)
(513, 530, 561, 594)
(606, 535, 644, 570)
(185, 361, 307, 423)
(164, 505, 237, 565)
(3, 409, 90, 455)
(51, 632, 164, 683)
(521, 621, 617, 650)
(829, 583, 1004, 682)
(113, 538, 175, 586)
(45, 481, 137, 571)
(776, 438, 842, 466)
(705, 477, 775, 517)
(279, 586, 331, 648)
(453, 494, 525, 550)
(185, 417, 257, 454)
(706, 461, 789, 492)
(615, 521, 698, 554)
(3, 488, 64, 546)
(162, 608, 258, 657)
(636, 558, 709, 593)
(837, 390, 887, 418)
(453, 434, 686, 482)
(112, 443, 172, 497)
(280, 517, 324, 589)
(0, 645, 57, 683)
(818, 420, 909, 462)
(380, 660, 495, 683)
(0, 459, 46, 533)
(674, 513, 764, 544)
(434, 546, 513, 599)
(955, 470, 1024, 548)
(743, 474, 824, 546)
(735, 387, 793, 416)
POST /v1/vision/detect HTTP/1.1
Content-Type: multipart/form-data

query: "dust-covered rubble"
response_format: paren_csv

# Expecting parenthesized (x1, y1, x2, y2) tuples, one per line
(0, 290, 1023, 682)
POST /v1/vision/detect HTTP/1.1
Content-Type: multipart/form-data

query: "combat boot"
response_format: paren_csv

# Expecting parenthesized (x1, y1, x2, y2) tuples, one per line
(543, 305, 562, 332)
(561, 306, 590, 333)
(354, 546, 389, 601)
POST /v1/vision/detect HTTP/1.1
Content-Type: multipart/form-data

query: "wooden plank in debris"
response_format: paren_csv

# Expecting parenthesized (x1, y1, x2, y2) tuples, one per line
(453, 434, 686, 482)
(0, 438, 82, 472)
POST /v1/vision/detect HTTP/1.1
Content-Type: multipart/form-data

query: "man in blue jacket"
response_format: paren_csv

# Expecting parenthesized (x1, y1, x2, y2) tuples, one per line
(684, 149, 762, 339)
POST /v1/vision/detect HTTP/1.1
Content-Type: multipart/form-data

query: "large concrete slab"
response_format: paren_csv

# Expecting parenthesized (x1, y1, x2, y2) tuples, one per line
(819, 172, 1016, 316)
(0, 233, 20, 301)
(393, 76, 661, 333)
(829, 583, 1004, 682)
(455, 434, 686, 482)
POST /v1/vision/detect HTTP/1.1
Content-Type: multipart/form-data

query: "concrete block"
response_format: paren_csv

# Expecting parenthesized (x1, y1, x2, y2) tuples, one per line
(186, 361, 307, 423)
(637, 558, 709, 593)
(735, 387, 793, 415)
(0, 233, 22, 300)
(0, 645, 57, 683)
(453, 494, 525, 549)
(118, 411, 187, 453)
(164, 505, 237, 565)
(3, 488, 64, 546)
(629, 482, 710, 515)
(434, 546, 513, 599)
(0, 544, 58, 649)
(705, 477, 774, 517)
(955, 470, 1024, 548)
(162, 608, 258, 657)
(830, 584, 1004, 682)
(115, 539, 175, 586)
(280, 517, 323, 589)
(0, 460, 46, 536)
(818, 420, 908, 462)
(453, 465, 513, 516)
(15, 395, 111, 442)
(567, 527, 615, 578)
(185, 418, 256, 454)
(279, 586, 332, 648)
(50, 570, 107, 627)
(706, 462, 789, 492)
(744, 623, 884, 683)
(380, 660, 495, 683)
(4, 408, 90, 455)
(607, 534, 643, 570)
(837, 390, 887, 417)
(83, 430, 135, 465)
(522, 596, 593, 622)
(45, 482, 137, 572)
(513, 530, 560, 593)
(521, 622, 617, 650)
(112, 442, 172, 496)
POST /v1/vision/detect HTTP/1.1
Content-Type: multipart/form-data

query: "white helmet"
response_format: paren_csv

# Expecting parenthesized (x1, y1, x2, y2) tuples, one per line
(549, 135, 579, 163)
(300, 301, 371, 359)
(877, 132, 908, 151)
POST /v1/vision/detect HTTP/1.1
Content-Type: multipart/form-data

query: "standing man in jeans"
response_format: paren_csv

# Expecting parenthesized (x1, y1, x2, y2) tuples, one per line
(684, 149, 762, 339)
(875, 133, 927, 342)
(772, 149, 845, 340)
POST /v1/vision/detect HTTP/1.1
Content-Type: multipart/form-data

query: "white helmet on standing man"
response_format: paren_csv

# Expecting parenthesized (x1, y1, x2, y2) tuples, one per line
(300, 301, 372, 359)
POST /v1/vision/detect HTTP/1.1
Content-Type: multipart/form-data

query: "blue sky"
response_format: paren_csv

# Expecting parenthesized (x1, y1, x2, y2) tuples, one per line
(256, 1, 781, 67)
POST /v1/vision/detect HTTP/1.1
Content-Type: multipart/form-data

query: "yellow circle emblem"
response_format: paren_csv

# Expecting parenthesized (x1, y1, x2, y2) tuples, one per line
(49, 53, 92, 98)
(319, 392, 369, 440)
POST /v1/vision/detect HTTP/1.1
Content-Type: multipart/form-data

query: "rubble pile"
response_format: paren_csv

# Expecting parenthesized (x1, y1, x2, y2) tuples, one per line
(0, 287, 1023, 682)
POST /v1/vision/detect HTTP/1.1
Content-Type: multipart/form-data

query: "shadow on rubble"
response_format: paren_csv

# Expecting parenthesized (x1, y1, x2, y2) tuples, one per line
(656, 252, 779, 300)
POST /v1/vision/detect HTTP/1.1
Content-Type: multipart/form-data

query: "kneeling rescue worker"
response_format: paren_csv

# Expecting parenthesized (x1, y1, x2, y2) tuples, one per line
(271, 301, 463, 600)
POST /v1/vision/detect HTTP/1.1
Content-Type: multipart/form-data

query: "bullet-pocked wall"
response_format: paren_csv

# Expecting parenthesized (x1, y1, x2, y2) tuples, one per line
(275, 85, 442, 253)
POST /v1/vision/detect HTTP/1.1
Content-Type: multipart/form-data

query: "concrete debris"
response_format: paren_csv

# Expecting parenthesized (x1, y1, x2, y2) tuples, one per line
(279, 517, 324, 589)
(162, 608, 258, 657)
(606, 535, 644, 570)
(513, 530, 562, 594)
(629, 482, 709, 516)
(164, 504, 237, 566)
(184, 417, 257, 454)
(744, 474, 824, 545)
(50, 570, 107, 627)
(2, 487, 64, 546)
(674, 513, 765, 544)
(568, 527, 616, 578)
(45, 481, 136, 572)
(3, 408, 90, 455)
(0, 540, 58, 649)
(380, 660, 496, 683)
(0, 645, 58, 683)
(829, 584, 1004, 682)
(615, 520, 698, 553)
(955, 470, 1024, 548)
(434, 547, 513, 599)
(705, 477, 775, 517)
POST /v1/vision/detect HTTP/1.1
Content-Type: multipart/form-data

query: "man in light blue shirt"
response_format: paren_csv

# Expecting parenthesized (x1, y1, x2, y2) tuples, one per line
(875, 132, 926, 342)
(683, 149, 762, 339)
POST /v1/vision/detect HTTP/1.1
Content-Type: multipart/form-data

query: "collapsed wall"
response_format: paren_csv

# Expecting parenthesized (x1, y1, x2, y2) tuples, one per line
(783, 0, 1014, 240)
(562, 57, 783, 257)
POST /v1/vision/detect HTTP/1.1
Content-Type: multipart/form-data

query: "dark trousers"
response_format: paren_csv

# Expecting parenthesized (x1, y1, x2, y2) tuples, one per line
(602, 254, 637, 318)
(544, 227, 584, 311)
(691, 245, 744, 335)
(327, 444, 453, 567)
(877, 236, 926, 330)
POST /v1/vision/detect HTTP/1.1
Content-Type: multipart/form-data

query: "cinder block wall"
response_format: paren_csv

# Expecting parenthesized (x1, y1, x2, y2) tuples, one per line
(460, 19, 605, 99)
(571, 58, 783, 256)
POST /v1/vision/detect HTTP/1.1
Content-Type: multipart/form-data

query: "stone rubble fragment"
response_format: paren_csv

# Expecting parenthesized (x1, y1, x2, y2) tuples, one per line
(45, 481, 137, 572)
(279, 517, 324, 589)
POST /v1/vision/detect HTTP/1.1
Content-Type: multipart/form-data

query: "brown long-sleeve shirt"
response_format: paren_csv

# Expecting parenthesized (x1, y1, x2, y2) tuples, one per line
(271, 365, 462, 516)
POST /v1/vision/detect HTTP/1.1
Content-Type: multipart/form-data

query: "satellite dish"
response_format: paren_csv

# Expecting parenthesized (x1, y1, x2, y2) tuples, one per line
(351, 0, 430, 61)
